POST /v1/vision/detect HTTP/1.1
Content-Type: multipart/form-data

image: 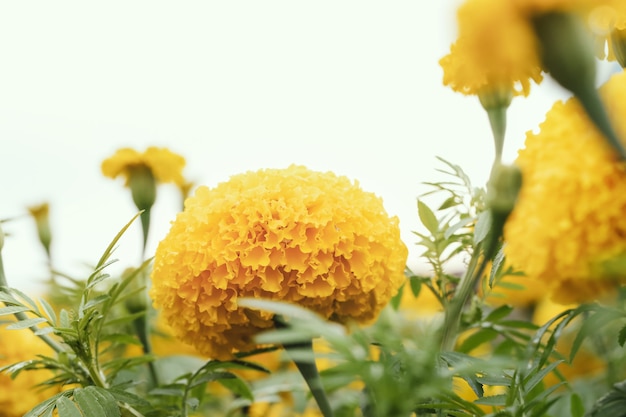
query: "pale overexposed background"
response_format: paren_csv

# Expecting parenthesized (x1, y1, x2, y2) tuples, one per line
(0, 2, 581, 292)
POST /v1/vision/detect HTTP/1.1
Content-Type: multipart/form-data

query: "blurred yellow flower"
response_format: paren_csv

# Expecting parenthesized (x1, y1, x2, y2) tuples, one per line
(0, 326, 60, 417)
(101, 146, 186, 186)
(150, 165, 408, 359)
(441, 0, 615, 97)
(440, 0, 543, 97)
(504, 71, 626, 304)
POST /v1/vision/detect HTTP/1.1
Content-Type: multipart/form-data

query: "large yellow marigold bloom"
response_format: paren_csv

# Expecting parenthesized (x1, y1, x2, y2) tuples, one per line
(440, 0, 543, 97)
(101, 146, 186, 186)
(504, 71, 626, 304)
(150, 165, 408, 359)
(0, 326, 60, 417)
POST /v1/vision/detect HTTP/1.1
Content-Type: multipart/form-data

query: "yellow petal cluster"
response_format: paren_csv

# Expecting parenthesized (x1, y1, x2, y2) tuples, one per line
(101, 146, 186, 186)
(504, 71, 626, 304)
(0, 326, 60, 417)
(150, 165, 408, 359)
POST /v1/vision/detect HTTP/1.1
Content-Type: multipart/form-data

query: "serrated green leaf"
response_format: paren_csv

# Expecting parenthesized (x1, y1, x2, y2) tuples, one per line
(24, 393, 65, 417)
(74, 388, 107, 417)
(6, 317, 48, 330)
(107, 388, 150, 407)
(489, 246, 506, 288)
(417, 200, 439, 235)
(86, 386, 121, 417)
(55, 395, 83, 417)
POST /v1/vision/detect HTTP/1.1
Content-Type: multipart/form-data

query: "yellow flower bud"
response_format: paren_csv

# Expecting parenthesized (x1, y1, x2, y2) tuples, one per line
(27, 203, 52, 258)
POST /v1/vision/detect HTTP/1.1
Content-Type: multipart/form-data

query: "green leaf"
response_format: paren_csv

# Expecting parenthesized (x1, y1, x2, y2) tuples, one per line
(6, 317, 48, 330)
(25, 393, 65, 417)
(73, 388, 108, 417)
(444, 217, 474, 240)
(619, 325, 626, 347)
(523, 360, 563, 392)
(389, 284, 404, 310)
(218, 376, 254, 401)
(588, 380, 626, 417)
(82, 294, 111, 311)
(458, 328, 499, 354)
(417, 200, 439, 235)
(94, 212, 142, 270)
(488, 245, 506, 288)
(473, 211, 491, 245)
(409, 276, 423, 298)
(86, 387, 121, 417)
(570, 392, 585, 417)
(107, 388, 150, 407)
(55, 395, 83, 417)
(0, 305, 31, 316)
(10, 288, 40, 313)
(485, 305, 513, 323)
(474, 394, 507, 406)
(39, 298, 58, 325)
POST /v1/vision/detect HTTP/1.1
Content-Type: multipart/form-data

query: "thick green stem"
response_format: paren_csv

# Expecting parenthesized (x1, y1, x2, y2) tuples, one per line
(284, 337, 334, 417)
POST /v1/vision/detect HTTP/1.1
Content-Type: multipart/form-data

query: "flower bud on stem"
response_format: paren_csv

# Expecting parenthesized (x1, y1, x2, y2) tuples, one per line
(533, 12, 626, 160)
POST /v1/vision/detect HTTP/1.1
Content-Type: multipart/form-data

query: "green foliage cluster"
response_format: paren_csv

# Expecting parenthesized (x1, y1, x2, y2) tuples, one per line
(2, 159, 626, 417)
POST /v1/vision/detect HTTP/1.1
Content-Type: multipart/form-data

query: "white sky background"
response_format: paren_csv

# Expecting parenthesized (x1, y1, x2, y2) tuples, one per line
(0, 2, 583, 293)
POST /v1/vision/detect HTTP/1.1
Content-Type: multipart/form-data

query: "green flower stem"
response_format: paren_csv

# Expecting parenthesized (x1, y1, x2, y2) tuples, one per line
(140, 208, 151, 258)
(485, 107, 506, 162)
(283, 337, 334, 417)
(440, 246, 486, 352)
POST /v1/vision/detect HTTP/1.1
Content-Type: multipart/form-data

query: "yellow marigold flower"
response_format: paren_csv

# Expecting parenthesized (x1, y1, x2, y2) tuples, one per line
(504, 71, 626, 304)
(0, 326, 60, 417)
(440, 0, 543, 97)
(150, 165, 408, 359)
(101, 146, 186, 186)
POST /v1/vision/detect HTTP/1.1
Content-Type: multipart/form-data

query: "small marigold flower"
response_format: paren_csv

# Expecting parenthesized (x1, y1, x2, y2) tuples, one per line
(504, 71, 626, 304)
(150, 165, 408, 359)
(0, 326, 60, 417)
(101, 146, 186, 186)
